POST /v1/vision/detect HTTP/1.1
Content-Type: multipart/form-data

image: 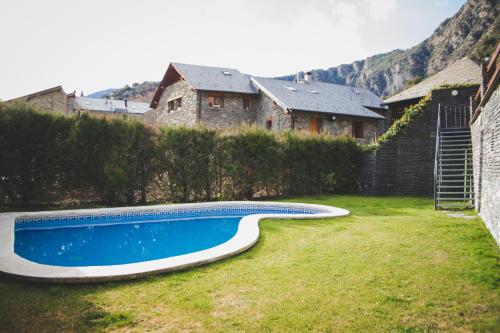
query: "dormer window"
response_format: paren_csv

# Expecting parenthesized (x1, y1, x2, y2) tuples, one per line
(221, 70, 231, 76)
(208, 94, 224, 108)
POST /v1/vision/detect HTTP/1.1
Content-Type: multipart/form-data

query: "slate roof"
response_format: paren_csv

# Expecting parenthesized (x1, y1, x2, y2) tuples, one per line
(385, 57, 481, 104)
(74, 97, 151, 114)
(172, 62, 258, 94)
(251, 77, 386, 119)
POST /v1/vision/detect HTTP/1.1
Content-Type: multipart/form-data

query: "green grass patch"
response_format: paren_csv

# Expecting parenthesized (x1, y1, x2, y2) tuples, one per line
(0, 195, 498, 332)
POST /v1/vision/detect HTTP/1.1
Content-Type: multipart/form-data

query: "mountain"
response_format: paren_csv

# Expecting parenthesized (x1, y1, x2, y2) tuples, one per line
(89, 82, 158, 102)
(87, 88, 116, 99)
(89, 0, 498, 101)
(294, 0, 499, 98)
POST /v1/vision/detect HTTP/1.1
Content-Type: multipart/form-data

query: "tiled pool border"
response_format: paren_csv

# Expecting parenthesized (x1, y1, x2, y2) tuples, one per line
(0, 201, 349, 283)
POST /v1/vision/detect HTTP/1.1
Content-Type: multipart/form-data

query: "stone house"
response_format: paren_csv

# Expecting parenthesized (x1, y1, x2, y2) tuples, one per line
(3, 86, 71, 115)
(4, 86, 152, 123)
(149, 63, 387, 143)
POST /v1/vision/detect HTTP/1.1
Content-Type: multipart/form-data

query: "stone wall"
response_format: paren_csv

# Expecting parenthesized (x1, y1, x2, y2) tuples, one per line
(10, 88, 68, 115)
(254, 93, 293, 131)
(360, 86, 478, 195)
(293, 111, 379, 144)
(150, 83, 383, 142)
(471, 86, 500, 245)
(199, 92, 256, 129)
(153, 79, 198, 127)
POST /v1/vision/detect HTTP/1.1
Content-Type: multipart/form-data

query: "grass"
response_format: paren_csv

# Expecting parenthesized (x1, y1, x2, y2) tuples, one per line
(0, 195, 498, 332)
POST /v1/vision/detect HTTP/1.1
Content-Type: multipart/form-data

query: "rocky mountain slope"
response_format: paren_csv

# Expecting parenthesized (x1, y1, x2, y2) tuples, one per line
(290, 0, 499, 98)
(92, 0, 498, 101)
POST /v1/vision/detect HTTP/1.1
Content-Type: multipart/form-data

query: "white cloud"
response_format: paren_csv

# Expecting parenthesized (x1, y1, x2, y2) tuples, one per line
(366, 0, 397, 20)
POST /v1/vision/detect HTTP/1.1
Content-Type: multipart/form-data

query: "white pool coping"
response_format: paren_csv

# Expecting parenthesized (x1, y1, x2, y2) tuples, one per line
(0, 201, 349, 283)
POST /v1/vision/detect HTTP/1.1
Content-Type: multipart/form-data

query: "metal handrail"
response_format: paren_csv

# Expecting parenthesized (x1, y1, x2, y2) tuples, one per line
(434, 103, 442, 209)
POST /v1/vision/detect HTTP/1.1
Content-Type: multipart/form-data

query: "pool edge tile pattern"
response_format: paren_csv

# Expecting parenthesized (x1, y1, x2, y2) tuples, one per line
(0, 201, 349, 283)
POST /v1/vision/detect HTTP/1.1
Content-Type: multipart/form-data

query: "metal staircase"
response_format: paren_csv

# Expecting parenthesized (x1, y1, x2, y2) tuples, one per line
(434, 104, 474, 209)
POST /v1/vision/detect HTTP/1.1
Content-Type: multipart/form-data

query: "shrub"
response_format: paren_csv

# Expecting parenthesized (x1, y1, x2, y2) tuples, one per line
(362, 94, 432, 153)
(65, 114, 159, 205)
(0, 103, 71, 206)
(217, 127, 282, 199)
(0, 104, 361, 208)
(157, 126, 217, 202)
(282, 132, 359, 194)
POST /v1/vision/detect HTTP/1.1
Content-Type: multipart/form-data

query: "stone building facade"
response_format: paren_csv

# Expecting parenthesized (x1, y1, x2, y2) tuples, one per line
(199, 92, 256, 129)
(151, 79, 198, 126)
(6, 86, 153, 123)
(5, 86, 70, 115)
(470, 52, 500, 245)
(150, 62, 386, 142)
(254, 92, 292, 131)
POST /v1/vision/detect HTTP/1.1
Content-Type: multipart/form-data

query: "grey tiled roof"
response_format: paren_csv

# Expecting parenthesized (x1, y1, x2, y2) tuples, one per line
(385, 57, 481, 103)
(251, 77, 385, 119)
(74, 97, 151, 114)
(172, 62, 258, 94)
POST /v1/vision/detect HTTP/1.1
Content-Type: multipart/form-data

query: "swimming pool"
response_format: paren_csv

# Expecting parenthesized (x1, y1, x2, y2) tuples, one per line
(0, 202, 349, 282)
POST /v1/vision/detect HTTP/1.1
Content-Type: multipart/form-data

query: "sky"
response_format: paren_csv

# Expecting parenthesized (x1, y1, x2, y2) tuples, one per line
(0, 0, 466, 100)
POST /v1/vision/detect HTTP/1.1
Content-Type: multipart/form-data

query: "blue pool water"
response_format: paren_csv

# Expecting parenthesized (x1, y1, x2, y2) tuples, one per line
(14, 206, 320, 267)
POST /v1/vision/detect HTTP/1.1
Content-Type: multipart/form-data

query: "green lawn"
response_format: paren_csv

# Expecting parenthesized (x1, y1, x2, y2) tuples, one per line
(0, 196, 498, 332)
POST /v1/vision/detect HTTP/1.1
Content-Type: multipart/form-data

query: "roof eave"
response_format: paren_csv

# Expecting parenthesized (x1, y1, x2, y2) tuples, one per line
(290, 108, 385, 120)
(250, 77, 290, 112)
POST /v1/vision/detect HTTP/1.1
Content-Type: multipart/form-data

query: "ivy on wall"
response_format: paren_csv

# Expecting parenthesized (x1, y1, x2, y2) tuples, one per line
(362, 94, 432, 152)
(438, 82, 477, 90)
(362, 83, 477, 152)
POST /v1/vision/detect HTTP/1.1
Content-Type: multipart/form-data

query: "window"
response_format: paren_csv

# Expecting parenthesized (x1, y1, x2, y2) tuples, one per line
(352, 121, 364, 138)
(266, 119, 272, 131)
(243, 96, 252, 110)
(208, 94, 224, 108)
(175, 98, 182, 110)
(168, 100, 175, 112)
(167, 98, 182, 112)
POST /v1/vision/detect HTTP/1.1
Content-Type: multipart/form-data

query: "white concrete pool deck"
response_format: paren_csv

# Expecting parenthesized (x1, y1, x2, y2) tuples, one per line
(0, 201, 349, 283)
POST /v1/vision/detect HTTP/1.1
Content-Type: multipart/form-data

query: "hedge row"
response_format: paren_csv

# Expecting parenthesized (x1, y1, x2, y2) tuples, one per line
(0, 103, 361, 208)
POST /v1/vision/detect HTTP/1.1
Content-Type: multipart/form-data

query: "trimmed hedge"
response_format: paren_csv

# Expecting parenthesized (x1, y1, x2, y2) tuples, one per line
(0, 103, 361, 208)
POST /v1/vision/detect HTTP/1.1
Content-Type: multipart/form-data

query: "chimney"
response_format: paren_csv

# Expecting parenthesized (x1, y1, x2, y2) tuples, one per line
(124, 99, 128, 108)
(295, 72, 301, 83)
(304, 71, 313, 83)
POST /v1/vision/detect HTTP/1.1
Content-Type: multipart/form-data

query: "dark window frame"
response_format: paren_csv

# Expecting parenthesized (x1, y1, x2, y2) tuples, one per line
(265, 119, 272, 131)
(208, 93, 224, 108)
(352, 121, 364, 138)
(242, 96, 252, 110)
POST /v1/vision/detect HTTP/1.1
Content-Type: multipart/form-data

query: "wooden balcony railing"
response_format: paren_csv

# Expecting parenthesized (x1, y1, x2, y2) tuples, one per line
(471, 42, 500, 124)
